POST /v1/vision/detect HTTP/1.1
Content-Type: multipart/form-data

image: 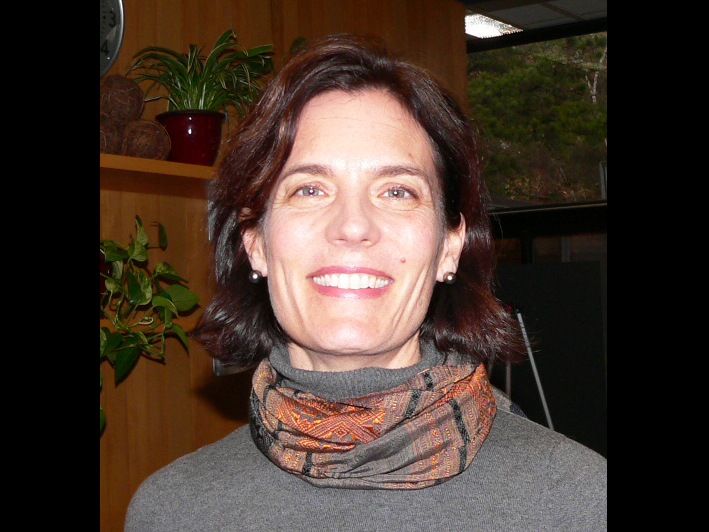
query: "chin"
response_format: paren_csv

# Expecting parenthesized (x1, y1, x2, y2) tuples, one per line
(304, 320, 382, 349)
(309, 327, 381, 355)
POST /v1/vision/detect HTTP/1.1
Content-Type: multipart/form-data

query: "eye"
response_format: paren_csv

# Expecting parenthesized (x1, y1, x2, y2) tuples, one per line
(383, 187, 415, 199)
(294, 185, 326, 197)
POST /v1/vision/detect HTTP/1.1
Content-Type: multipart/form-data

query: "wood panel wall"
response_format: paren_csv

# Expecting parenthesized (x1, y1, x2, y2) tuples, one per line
(108, 0, 468, 119)
(100, 1, 467, 530)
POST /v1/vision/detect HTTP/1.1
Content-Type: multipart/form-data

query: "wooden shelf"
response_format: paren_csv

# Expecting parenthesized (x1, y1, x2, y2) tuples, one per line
(100, 153, 215, 199)
(100, 153, 216, 181)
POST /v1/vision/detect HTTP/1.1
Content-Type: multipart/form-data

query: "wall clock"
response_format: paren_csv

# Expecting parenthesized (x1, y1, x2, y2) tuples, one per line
(100, 0, 125, 78)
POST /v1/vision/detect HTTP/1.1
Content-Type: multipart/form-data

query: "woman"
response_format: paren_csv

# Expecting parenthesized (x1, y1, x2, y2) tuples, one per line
(125, 35, 606, 531)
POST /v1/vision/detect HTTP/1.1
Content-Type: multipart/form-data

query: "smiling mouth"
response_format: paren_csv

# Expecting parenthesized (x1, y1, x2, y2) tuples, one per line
(311, 273, 393, 290)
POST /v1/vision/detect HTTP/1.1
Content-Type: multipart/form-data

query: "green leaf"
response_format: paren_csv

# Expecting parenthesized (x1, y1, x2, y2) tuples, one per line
(101, 241, 129, 262)
(114, 345, 142, 385)
(101, 330, 123, 359)
(133, 330, 152, 350)
(104, 277, 122, 294)
(164, 284, 199, 312)
(111, 259, 124, 281)
(128, 240, 148, 262)
(288, 37, 308, 56)
(154, 262, 187, 283)
(247, 44, 275, 57)
(169, 323, 189, 351)
(100, 329, 108, 357)
(138, 271, 153, 305)
(152, 295, 178, 316)
(204, 31, 238, 72)
(130, 45, 187, 64)
(135, 216, 149, 247)
(126, 271, 143, 305)
(158, 224, 168, 250)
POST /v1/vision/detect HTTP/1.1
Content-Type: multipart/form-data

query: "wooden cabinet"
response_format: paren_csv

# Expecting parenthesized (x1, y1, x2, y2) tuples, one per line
(100, 155, 253, 531)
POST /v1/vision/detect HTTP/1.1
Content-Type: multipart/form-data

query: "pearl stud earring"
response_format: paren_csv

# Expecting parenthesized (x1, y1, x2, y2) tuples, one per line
(443, 272, 457, 285)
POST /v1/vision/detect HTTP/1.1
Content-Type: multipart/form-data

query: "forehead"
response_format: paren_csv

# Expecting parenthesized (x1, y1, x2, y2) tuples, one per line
(298, 89, 418, 129)
(286, 89, 439, 183)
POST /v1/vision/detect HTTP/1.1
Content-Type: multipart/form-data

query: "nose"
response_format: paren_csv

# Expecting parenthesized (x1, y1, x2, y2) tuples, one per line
(325, 191, 381, 247)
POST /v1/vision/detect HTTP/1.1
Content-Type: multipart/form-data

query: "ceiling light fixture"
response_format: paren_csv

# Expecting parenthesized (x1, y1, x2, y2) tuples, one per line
(465, 13, 522, 39)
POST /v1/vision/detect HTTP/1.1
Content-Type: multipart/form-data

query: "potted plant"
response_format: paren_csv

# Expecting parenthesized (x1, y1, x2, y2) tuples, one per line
(100, 216, 199, 435)
(128, 30, 274, 166)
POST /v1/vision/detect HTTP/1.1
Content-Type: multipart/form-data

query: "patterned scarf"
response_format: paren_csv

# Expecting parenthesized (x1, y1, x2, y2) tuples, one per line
(250, 356, 497, 490)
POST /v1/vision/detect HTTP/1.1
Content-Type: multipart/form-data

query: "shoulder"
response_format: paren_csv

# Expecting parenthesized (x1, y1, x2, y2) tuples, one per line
(491, 387, 607, 475)
(139, 424, 260, 487)
(124, 426, 266, 532)
(476, 403, 607, 530)
(492, 399, 607, 477)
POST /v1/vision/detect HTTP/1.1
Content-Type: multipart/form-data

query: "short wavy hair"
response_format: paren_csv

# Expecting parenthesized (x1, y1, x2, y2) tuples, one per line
(193, 34, 523, 369)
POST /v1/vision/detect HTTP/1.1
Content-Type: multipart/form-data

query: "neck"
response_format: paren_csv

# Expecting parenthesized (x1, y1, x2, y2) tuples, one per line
(287, 335, 422, 372)
(268, 339, 445, 401)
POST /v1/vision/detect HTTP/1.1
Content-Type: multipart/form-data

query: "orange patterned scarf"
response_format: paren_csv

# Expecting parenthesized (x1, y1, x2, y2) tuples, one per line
(250, 357, 497, 490)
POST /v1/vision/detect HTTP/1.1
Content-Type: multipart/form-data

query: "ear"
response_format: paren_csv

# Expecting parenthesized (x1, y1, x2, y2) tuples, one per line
(242, 227, 268, 278)
(436, 216, 466, 283)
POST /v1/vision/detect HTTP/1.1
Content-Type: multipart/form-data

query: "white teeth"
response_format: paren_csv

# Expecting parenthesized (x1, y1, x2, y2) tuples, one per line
(312, 273, 392, 289)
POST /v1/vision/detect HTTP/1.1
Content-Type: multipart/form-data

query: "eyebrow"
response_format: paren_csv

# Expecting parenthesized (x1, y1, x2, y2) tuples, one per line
(280, 163, 431, 182)
(280, 164, 334, 180)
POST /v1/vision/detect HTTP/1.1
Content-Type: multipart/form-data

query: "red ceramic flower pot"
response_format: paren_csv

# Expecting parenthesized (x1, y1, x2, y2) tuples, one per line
(157, 110, 225, 166)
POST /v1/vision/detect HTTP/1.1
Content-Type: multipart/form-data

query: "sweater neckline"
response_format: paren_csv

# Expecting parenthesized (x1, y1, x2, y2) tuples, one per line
(268, 341, 446, 401)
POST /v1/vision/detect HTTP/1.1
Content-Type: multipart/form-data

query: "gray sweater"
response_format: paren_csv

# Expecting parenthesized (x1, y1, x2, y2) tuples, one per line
(125, 348, 607, 531)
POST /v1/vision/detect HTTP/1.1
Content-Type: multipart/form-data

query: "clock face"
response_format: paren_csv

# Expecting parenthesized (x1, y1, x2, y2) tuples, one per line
(100, 0, 125, 78)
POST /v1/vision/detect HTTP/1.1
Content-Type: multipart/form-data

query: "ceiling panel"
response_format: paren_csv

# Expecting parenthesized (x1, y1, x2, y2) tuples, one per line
(464, 0, 607, 52)
(548, 0, 607, 20)
(491, 5, 572, 29)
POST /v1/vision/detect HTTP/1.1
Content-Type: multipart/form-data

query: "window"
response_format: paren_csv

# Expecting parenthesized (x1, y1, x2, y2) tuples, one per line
(468, 33, 607, 206)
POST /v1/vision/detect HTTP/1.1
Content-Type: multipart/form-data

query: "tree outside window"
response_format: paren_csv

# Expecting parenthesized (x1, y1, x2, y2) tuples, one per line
(468, 33, 607, 205)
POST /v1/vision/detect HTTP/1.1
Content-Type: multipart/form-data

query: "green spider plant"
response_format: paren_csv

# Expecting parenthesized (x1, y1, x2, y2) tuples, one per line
(127, 30, 274, 118)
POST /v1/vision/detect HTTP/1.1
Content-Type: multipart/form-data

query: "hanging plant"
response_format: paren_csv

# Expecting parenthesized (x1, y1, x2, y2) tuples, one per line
(100, 216, 199, 435)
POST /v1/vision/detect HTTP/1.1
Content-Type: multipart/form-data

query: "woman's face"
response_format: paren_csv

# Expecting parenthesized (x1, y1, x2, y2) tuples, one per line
(245, 90, 465, 371)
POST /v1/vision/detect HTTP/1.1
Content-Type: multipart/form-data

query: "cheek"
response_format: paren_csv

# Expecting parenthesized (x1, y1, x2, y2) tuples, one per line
(264, 212, 309, 264)
(389, 223, 443, 275)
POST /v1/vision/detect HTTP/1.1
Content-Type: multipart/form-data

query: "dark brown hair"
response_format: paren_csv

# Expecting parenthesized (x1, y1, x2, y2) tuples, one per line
(193, 34, 523, 368)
